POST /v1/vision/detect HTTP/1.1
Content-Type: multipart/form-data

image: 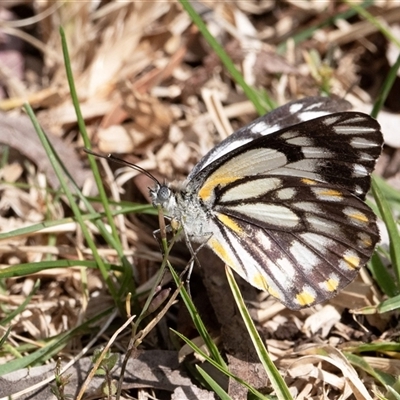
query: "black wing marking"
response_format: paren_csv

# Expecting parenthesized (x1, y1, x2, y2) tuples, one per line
(207, 176, 379, 310)
(190, 112, 382, 202)
(189, 96, 352, 178)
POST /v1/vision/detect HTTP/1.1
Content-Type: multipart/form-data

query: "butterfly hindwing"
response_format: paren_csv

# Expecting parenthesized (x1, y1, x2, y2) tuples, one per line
(207, 176, 379, 310)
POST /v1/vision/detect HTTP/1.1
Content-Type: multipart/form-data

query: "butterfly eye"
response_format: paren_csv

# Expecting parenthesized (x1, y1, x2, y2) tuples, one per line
(158, 186, 171, 202)
(150, 184, 172, 208)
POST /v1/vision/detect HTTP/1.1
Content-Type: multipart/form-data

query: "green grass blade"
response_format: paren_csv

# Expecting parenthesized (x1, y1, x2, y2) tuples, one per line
(225, 267, 293, 400)
(377, 294, 400, 314)
(0, 307, 113, 376)
(168, 262, 227, 368)
(172, 329, 271, 399)
(346, 341, 400, 354)
(345, 352, 396, 387)
(178, 0, 269, 114)
(0, 260, 117, 279)
(0, 280, 40, 326)
(369, 42, 400, 303)
(371, 178, 400, 294)
(369, 252, 398, 298)
(371, 52, 400, 118)
(196, 366, 231, 400)
(24, 104, 120, 303)
(0, 326, 12, 347)
(371, 175, 400, 212)
(386, 379, 400, 400)
(60, 26, 118, 240)
(277, 0, 374, 52)
(59, 27, 135, 298)
(346, 1, 400, 49)
(0, 203, 152, 241)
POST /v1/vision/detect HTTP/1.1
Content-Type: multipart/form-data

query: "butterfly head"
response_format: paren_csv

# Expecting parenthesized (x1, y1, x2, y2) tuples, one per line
(149, 183, 177, 211)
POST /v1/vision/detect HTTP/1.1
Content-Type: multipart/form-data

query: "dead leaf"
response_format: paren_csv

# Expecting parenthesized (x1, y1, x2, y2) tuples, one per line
(0, 111, 91, 189)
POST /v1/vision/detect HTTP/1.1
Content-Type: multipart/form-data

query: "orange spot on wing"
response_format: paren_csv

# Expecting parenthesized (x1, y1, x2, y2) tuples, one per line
(199, 176, 239, 201)
(301, 178, 317, 185)
(324, 278, 339, 292)
(251, 273, 269, 292)
(319, 189, 342, 198)
(296, 291, 315, 307)
(343, 254, 360, 270)
(217, 214, 243, 234)
(349, 212, 368, 223)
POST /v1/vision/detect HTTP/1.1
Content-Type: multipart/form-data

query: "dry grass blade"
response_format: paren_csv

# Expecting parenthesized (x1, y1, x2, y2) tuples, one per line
(0, 1, 398, 399)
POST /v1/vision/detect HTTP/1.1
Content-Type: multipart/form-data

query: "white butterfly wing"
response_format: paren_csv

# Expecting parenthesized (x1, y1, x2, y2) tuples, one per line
(188, 96, 352, 179)
(207, 176, 379, 310)
(182, 110, 382, 309)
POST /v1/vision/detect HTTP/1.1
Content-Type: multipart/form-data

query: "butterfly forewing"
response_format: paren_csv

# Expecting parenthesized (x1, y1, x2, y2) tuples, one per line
(188, 96, 352, 178)
(193, 112, 382, 203)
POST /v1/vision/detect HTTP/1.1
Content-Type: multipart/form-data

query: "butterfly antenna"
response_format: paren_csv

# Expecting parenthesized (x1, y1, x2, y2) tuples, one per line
(83, 148, 161, 186)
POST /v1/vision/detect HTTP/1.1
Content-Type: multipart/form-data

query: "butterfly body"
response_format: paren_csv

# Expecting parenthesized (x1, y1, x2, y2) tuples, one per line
(150, 97, 383, 310)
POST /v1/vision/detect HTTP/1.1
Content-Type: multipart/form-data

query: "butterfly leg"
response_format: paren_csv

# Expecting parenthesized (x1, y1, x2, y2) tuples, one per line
(181, 230, 213, 297)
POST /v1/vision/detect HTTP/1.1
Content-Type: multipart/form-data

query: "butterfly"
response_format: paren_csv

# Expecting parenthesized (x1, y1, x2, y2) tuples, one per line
(147, 96, 383, 310)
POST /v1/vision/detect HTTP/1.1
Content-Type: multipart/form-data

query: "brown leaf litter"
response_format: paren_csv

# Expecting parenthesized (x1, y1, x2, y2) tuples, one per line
(0, 1, 399, 399)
